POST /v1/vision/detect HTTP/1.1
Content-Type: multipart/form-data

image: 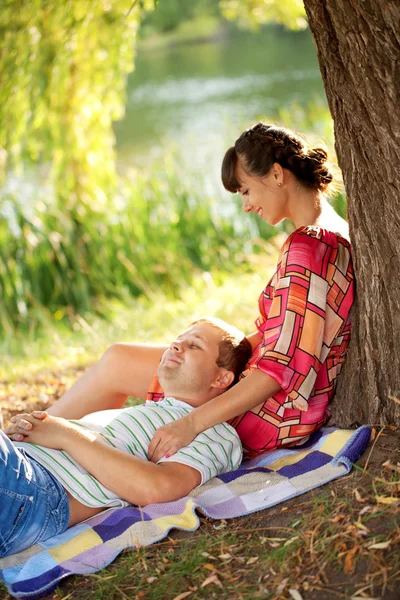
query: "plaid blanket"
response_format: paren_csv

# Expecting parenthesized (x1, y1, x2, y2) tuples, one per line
(0, 426, 371, 599)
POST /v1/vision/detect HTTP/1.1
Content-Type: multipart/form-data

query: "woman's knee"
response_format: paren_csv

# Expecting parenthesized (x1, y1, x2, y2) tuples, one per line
(101, 342, 137, 364)
(95, 343, 138, 384)
(104, 342, 166, 397)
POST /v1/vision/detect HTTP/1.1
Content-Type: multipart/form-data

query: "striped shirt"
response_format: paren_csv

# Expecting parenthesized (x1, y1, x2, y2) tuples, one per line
(17, 398, 242, 508)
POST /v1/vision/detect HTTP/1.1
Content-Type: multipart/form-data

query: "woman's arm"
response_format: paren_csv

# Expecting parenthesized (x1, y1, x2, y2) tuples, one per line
(148, 369, 281, 462)
(246, 331, 261, 351)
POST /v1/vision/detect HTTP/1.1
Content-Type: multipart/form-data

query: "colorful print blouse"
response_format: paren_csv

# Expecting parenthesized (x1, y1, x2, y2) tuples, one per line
(229, 226, 354, 457)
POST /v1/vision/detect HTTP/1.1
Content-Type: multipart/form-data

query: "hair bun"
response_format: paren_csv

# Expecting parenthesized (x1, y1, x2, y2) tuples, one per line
(307, 147, 333, 190)
(285, 146, 332, 191)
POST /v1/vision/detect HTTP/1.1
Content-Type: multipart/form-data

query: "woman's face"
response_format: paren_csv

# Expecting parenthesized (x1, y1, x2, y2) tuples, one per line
(235, 160, 286, 226)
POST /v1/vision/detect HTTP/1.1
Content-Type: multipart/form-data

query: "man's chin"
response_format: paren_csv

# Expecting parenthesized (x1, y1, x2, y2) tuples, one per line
(157, 366, 179, 383)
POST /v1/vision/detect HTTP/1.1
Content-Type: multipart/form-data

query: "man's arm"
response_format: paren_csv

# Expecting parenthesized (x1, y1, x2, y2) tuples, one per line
(12, 414, 201, 505)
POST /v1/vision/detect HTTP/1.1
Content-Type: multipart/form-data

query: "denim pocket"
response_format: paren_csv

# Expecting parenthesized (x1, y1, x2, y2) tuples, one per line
(0, 490, 34, 557)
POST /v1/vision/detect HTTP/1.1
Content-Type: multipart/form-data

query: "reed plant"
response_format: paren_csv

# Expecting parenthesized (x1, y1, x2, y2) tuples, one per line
(0, 156, 269, 336)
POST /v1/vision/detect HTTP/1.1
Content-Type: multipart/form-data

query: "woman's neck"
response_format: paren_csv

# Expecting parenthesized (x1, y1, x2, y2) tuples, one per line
(288, 182, 349, 239)
(287, 182, 324, 229)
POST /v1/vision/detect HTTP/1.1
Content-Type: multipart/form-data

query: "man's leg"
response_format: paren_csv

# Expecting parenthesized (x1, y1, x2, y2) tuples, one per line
(0, 431, 69, 557)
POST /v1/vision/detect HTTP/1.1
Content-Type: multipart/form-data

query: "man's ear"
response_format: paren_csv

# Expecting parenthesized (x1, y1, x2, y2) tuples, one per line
(212, 369, 235, 391)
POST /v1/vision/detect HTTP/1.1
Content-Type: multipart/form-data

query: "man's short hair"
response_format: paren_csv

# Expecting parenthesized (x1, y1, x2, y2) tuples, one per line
(191, 317, 252, 385)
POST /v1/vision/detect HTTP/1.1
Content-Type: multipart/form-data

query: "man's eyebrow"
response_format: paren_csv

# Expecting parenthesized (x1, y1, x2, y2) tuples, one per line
(191, 333, 207, 343)
(176, 333, 207, 343)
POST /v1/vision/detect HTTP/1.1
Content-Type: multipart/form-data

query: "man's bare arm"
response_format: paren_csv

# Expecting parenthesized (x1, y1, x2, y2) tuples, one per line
(10, 414, 201, 505)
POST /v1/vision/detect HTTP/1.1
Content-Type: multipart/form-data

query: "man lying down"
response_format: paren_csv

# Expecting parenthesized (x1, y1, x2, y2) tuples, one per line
(0, 318, 251, 557)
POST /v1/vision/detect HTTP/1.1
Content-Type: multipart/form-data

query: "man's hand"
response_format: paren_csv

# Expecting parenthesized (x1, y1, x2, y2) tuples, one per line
(5, 411, 47, 441)
(4, 412, 74, 449)
(147, 416, 197, 463)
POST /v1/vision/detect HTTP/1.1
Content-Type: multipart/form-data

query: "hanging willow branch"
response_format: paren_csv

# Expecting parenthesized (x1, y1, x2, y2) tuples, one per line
(0, 0, 155, 210)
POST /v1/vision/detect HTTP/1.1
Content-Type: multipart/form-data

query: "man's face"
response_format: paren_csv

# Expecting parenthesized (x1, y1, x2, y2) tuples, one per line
(157, 322, 224, 403)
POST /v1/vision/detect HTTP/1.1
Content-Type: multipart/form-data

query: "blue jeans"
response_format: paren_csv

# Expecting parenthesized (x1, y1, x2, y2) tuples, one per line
(0, 430, 70, 557)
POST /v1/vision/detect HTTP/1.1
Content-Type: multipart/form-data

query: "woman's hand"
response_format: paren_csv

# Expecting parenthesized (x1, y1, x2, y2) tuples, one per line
(148, 416, 197, 463)
(5, 411, 48, 441)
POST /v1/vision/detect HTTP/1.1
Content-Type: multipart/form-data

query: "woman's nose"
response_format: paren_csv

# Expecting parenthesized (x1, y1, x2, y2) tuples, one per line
(242, 197, 252, 213)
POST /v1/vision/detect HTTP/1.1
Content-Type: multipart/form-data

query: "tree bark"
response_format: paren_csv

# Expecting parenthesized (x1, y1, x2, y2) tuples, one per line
(303, 0, 400, 426)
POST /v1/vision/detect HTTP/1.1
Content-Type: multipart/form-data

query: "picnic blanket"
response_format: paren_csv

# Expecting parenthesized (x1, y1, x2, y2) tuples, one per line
(0, 425, 371, 599)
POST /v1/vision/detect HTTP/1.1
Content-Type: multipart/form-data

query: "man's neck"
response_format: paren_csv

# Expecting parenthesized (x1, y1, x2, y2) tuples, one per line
(161, 391, 211, 408)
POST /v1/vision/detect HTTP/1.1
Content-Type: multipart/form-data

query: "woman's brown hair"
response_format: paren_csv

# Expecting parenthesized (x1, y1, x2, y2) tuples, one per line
(222, 123, 333, 193)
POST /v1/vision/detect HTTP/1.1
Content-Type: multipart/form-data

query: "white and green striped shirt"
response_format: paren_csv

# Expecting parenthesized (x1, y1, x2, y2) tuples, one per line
(17, 398, 242, 508)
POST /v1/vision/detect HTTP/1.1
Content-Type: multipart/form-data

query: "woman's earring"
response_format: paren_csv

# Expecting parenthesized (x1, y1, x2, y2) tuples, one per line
(278, 182, 283, 187)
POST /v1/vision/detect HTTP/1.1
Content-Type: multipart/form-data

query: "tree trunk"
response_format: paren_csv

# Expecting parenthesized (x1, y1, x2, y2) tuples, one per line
(303, 0, 400, 426)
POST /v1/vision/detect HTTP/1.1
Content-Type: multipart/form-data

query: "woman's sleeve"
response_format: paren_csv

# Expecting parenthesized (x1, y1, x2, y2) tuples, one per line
(254, 231, 336, 408)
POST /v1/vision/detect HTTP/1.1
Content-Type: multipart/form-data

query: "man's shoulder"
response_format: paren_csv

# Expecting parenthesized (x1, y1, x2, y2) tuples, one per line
(203, 420, 241, 442)
(143, 397, 194, 413)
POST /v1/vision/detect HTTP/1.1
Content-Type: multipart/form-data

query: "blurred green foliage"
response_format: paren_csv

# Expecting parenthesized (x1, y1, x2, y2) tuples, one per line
(219, 0, 307, 31)
(0, 0, 155, 210)
(140, 0, 220, 35)
(140, 0, 307, 38)
(0, 155, 269, 335)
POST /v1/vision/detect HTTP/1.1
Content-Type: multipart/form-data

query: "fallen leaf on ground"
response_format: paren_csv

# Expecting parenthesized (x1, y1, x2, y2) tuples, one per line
(368, 540, 391, 550)
(382, 461, 400, 473)
(344, 545, 358, 574)
(284, 536, 299, 547)
(276, 578, 288, 594)
(358, 505, 373, 515)
(354, 489, 366, 503)
(375, 495, 399, 505)
(213, 519, 227, 530)
(172, 592, 192, 600)
(200, 574, 222, 588)
(201, 552, 216, 560)
(355, 521, 369, 532)
(289, 589, 304, 600)
(331, 513, 346, 522)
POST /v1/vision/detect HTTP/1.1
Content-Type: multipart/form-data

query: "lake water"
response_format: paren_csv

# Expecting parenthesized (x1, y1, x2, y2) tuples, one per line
(114, 27, 327, 177)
